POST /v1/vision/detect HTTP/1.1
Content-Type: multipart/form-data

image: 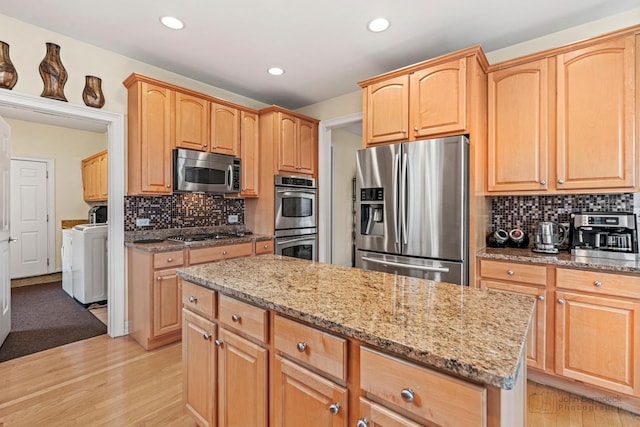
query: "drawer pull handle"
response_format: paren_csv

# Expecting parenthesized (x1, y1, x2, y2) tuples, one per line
(231, 314, 241, 322)
(203, 333, 212, 340)
(167, 257, 173, 262)
(189, 296, 198, 303)
(538, 295, 545, 301)
(222, 250, 228, 255)
(356, 419, 369, 427)
(297, 342, 308, 352)
(506, 270, 514, 276)
(558, 298, 565, 305)
(328, 403, 341, 415)
(594, 281, 602, 287)
(215, 339, 224, 347)
(400, 388, 415, 402)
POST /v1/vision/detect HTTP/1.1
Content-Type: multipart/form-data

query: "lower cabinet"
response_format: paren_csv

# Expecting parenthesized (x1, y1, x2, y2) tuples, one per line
(357, 398, 424, 427)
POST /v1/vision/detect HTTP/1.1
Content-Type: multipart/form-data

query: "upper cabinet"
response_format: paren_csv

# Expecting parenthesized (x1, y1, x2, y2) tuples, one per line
(82, 149, 108, 202)
(486, 32, 637, 194)
(360, 51, 480, 147)
(123, 73, 260, 196)
(276, 111, 317, 176)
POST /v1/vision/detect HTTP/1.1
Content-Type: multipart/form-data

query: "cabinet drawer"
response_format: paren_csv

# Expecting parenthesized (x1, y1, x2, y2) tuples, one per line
(189, 242, 253, 265)
(218, 294, 268, 343)
(153, 250, 184, 269)
(360, 347, 486, 427)
(479, 259, 546, 286)
(182, 280, 216, 319)
(254, 239, 274, 255)
(274, 315, 347, 381)
(556, 268, 640, 299)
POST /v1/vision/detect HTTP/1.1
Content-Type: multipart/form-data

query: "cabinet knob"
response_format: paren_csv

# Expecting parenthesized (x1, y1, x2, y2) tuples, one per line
(413, 127, 418, 132)
(203, 144, 208, 148)
(400, 388, 415, 402)
(297, 342, 308, 352)
(558, 298, 565, 304)
(166, 184, 171, 188)
(558, 179, 565, 184)
(540, 180, 546, 185)
(231, 314, 241, 322)
(156, 276, 162, 281)
(215, 339, 223, 347)
(356, 419, 369, 427)
(594, 281, 602, 287)
(222, 250, 228, 255)
(189, 296, 198, 303)
(263, 244, 269, 249)
(328, 403, 341, 415)
(401, 129, 406, 134)
(203, 333, 212, 340)
(507, 270, 514, 276)
(167, 257, 173, 262)
(538, 295, 545, 301)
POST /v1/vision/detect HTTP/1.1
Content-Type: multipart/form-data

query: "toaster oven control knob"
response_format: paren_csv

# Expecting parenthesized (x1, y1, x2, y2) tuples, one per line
(594, 281, 602, 287)
(540, 180, 546, 185)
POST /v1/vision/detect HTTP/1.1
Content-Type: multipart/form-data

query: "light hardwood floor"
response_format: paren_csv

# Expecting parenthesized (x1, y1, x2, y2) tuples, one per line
(0, 335, 638, 426)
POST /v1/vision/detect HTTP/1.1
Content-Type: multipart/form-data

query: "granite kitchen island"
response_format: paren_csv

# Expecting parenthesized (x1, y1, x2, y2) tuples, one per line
(178, 254, 535, 426)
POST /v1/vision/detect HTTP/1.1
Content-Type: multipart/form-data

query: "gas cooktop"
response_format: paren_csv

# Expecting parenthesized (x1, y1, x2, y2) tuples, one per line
(167, 231, 251, 243)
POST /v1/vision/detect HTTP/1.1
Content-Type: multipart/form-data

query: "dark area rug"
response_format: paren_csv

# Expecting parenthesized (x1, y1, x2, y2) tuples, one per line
(0, 281, 107, 363)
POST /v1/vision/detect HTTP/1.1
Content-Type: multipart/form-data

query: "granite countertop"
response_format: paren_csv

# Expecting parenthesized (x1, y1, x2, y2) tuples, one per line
(177, 255, 535, 390)
(477, 247, 640, 273)
(124, 229, 273, 253)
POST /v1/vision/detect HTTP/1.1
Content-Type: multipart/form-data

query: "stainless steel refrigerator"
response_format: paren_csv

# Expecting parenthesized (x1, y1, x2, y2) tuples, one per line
(355, 135, 469, 285)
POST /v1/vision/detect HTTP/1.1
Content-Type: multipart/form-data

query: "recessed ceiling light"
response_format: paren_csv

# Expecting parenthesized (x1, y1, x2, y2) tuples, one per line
(368, 18, 390, 33)
(268, 67, 285, 76)
(160, 16, 185, 30)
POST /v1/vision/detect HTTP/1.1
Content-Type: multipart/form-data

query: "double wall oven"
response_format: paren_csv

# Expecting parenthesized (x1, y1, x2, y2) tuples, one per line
(274, 175, 317, 261)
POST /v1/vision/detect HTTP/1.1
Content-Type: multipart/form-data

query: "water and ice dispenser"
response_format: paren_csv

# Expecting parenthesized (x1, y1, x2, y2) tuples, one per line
(360, 187, 384, 236)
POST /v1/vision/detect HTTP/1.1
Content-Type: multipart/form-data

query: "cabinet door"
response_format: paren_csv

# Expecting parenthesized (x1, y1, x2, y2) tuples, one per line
(210, 103, 240, 156)
(273, 355, 347, 427)
(357, 398, 423, 427)
(555, 290, 640, 396)
(217, 328, 268, 427)
(81, 158, 92, 201)
(410, 58, 466, 138)
(139, 82, 172, 194)
(183, 309, 216, 427)
(240, 110, 259, 197)
(153, 269, 182, 337)
(487, 59, 549, 192)
(98, 152, 108, 200)
(365, 75, 409, 145)
(277, 113, 298, 173)
(175, 92, 209, 151)
(297, 119, 316, 175)
(556, 35, 635, 190)
(481, 280, 546, 370)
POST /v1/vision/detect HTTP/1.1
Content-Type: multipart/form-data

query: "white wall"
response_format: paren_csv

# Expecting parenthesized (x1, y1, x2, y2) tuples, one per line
(7, 118, 107, 269)
(332, 129, 360, 266)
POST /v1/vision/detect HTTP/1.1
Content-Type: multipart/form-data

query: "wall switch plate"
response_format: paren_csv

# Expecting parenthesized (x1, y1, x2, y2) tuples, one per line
(228, 214, 239, 224)
(136, 218, 150, 227)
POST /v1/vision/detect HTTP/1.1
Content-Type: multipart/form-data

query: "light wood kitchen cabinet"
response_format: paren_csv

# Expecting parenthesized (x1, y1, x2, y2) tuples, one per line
(81, 149, 108, 202)
(555, 267, 640, 397)
(356, 398, 423, 427)
(128, 249, 184, 350)
(188, 242, 253, 265)
(124, 75, 173, 195)
(360, 51, 479, 146)
(175, 91, 209, 151)
(276, 111, 317, 176)
(254, 239, 274, 255)
(240, 110, 259, 197)
(182, 308, 216, 427)
(486, 31, 637, 194)
(210, 102, 240, 156)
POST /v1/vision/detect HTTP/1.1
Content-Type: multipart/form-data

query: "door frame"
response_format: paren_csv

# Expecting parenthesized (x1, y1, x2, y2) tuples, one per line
(317, 112, 362, 264)
(0, 90, 126, 338)
(10, 156, 55, 278)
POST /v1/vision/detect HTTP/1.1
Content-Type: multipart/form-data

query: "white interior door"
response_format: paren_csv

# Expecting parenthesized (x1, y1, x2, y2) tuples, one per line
(0, 116, 11, 347)
(10, 158, 49, 279)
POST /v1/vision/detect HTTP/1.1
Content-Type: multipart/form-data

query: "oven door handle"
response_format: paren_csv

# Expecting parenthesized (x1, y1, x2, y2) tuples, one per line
(277, 236, 314, 245)
(361, 257, 450, 273)
(276, 189, 316, 195)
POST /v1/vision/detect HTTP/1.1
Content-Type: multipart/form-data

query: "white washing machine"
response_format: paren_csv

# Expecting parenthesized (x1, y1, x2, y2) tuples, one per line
(61, 229, 73, 297)
(71, 223, 108, 304)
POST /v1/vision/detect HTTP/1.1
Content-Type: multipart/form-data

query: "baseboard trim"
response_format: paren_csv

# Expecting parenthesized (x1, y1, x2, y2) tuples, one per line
(11, 272, 63, 288)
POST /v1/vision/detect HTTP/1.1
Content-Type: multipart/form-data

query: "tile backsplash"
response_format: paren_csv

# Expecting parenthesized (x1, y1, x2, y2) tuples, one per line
(124, 194, 244, 231)
(490, 193, 637, 237)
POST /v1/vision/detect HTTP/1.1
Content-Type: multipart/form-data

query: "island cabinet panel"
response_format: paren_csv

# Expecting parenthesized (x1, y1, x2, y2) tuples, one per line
(182, 308, 217, 427)
(357, 398, 424, 427)
(273, 354, 348, 427)
(217, 327, 268, 427)
(360, 347, 487, 427)
(254, 239, 274, 255)
(182, 279, 216, 320)
(175, 91, 209, 151)
(218, 294, 268, 343)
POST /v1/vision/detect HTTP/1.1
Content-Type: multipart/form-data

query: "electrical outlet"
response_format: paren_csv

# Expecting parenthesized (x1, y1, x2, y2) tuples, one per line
(228, 214, 239, 224)
(136, 218, 150, 227)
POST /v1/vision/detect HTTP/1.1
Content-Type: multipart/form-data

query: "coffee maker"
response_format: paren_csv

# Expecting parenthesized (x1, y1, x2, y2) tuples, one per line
(569, 212, 638, 261)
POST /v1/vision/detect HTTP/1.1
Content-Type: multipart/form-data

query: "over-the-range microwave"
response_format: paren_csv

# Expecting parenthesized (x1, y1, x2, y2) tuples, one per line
(173, 148, 241, 194)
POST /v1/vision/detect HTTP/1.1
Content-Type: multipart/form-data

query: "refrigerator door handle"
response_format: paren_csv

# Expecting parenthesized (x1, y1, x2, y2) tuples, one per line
(362, 256, 450, 273)
(393, 153, 401, 247)
(401, 152, 408, 245)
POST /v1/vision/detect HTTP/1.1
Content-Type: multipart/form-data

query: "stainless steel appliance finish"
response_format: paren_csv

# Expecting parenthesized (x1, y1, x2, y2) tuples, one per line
(533, 221, 568, 254)
(275, 232, 317, 261)
(274, 175, 317, 231)
(355, 135, 469, 285)
(166, 230, 250, 244)
(173, 148, 240, 194)
(569, 212, 638, 260)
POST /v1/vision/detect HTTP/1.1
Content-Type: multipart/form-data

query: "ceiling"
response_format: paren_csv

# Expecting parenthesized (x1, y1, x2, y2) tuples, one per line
(1, 1, 639, 110)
